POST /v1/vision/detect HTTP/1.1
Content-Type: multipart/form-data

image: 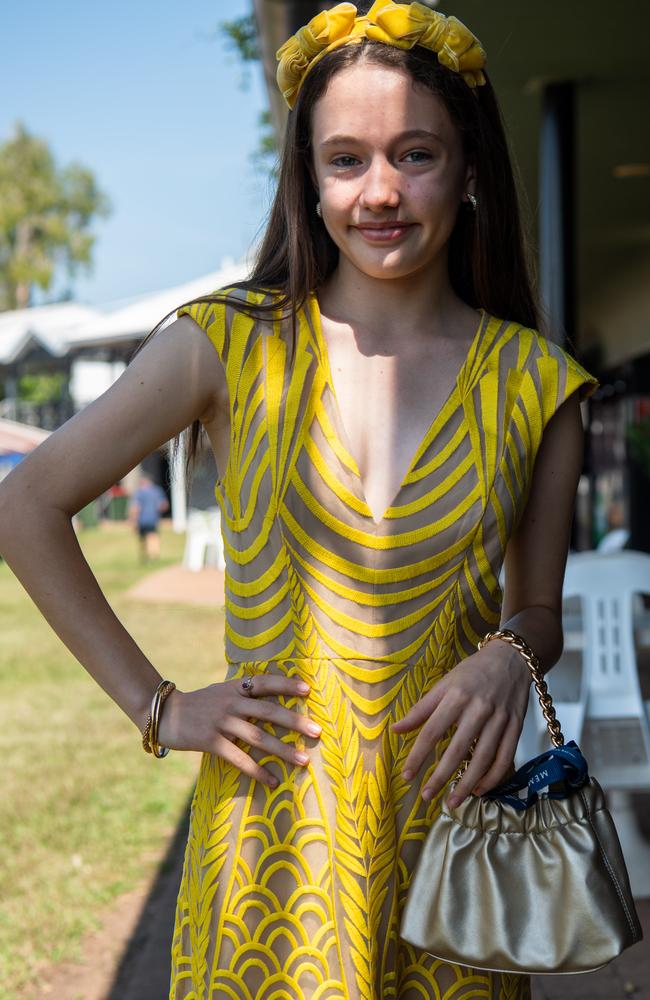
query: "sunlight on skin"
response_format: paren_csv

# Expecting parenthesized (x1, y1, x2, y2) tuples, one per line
(310, 63, 481, 529)
(310, 64, 481, 554)
(306, 63, 529, 807)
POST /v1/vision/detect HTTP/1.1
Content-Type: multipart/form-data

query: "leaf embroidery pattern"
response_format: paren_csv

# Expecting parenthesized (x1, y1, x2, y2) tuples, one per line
(171, 753, 240, 999)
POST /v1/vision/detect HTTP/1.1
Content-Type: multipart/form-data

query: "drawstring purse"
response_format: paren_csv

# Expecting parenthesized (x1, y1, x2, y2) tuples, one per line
(399, 628, 644, 975)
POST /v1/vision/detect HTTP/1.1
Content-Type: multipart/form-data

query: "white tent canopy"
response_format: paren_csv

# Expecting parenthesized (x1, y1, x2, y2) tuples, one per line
(0, 256, 251, 362)
(64, 258, 250, 348)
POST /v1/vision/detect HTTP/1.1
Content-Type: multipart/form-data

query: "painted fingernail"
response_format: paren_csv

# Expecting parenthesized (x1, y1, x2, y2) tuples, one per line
(297, 682, 310, 694)
(307, 722, 322, 736)
(295, 751, 309, 764)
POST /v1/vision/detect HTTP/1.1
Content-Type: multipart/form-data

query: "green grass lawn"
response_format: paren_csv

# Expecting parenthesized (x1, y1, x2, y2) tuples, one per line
(0, 520, 226, 998)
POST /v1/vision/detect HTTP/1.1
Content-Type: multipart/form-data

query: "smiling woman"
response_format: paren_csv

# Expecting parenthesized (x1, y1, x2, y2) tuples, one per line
(159, 4, 597, 998)
(0, 2, 600, 999)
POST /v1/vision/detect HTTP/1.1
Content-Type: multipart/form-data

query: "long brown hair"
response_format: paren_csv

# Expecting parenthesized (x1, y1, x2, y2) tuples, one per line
(134, 4, 538, 479)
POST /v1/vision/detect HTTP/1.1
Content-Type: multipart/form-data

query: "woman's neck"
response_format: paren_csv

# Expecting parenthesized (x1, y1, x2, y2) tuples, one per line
(317, 257, 471, 343)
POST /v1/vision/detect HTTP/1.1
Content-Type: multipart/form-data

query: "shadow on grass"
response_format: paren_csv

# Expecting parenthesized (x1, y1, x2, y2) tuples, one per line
(106, 792, 192, 1000)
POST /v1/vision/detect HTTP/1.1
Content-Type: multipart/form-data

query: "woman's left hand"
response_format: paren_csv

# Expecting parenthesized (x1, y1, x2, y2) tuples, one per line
(391, 641, 532, 807)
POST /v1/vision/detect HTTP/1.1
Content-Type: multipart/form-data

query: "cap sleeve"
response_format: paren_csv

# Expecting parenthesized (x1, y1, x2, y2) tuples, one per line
(545, 338, 599, 403)
(176, 295, 227, 367)
(522, 331, 600, 445)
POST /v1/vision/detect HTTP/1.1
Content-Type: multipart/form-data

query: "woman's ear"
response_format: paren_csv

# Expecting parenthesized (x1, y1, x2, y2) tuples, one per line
(463, 161, 477, 200)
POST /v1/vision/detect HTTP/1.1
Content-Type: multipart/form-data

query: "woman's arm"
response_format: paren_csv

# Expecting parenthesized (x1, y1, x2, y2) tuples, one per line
(488, 387, 586, 678)
(0, 315, 226, 730)
(392, 391, 587, 804)
(0, 313, 322, 786)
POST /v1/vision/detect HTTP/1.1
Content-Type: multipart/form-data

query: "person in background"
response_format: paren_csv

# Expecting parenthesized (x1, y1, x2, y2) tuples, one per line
(129, 474, 169, 562)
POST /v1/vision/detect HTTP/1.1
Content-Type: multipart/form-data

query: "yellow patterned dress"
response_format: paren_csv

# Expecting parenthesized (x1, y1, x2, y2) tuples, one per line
(170, 288, 599, 1000)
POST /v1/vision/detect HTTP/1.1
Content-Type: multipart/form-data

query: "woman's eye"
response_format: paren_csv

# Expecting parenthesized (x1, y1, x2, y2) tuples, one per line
(331, 155, 359, 168)
(403, 150, 432, 163)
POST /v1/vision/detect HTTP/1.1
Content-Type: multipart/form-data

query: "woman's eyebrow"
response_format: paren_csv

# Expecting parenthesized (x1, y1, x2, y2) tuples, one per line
(319, 128, 443, 148)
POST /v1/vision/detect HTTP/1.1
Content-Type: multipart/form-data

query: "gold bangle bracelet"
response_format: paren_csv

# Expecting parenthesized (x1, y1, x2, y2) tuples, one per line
(151, 680, 176, 758)
(141, 679, 176, 757)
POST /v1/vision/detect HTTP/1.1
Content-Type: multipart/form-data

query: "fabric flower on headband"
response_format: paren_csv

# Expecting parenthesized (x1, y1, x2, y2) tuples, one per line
(276, 0, 487, 110)
(276, 4, 358, 110)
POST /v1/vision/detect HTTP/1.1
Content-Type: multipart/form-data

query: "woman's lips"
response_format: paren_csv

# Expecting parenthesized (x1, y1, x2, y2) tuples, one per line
(353, 223, 413, 243)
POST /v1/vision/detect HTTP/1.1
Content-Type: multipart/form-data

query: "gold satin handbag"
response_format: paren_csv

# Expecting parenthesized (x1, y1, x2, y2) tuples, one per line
(399, 629, 644, 975)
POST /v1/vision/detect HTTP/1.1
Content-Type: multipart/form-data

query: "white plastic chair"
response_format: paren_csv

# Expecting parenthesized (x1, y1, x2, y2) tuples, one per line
(516, 550, 650, 896)
(517, 551, 650, 776)
(569, 552, 650, 789)
(578, 551, 650, 896)
(182, 507, 225, 572)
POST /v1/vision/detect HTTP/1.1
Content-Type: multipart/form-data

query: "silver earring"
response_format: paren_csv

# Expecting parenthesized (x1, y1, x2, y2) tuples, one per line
(466, 193, 477, 212)
(316, 200, 322, 218)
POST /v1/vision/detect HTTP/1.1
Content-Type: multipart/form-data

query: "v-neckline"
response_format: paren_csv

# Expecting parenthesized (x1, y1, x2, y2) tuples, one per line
(309, 290, 486, 527)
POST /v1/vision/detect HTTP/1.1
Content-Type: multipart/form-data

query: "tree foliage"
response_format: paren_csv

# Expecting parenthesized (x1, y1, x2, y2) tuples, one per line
(0, 123, 111, 310)
(18, 372, 67, 404)
(220, 13, 261, 62)
(220, 14, 278, 179)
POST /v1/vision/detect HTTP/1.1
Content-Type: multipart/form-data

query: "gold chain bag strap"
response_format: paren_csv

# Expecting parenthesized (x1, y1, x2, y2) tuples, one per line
(399, 628, 643, 975)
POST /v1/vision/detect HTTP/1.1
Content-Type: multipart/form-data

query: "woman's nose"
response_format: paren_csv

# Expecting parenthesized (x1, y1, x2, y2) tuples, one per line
(359, 158, 400, 210)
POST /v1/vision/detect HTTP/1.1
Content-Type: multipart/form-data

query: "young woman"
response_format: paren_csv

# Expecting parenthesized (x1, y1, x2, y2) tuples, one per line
(0, 2, 599, 997)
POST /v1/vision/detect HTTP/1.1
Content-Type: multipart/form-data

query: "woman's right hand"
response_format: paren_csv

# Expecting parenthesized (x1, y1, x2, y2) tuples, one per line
(156, 676, 322, 788)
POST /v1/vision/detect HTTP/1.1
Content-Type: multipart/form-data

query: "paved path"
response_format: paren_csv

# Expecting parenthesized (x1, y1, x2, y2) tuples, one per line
(534, 908, 650, 998)
(125, 563, 225, 607)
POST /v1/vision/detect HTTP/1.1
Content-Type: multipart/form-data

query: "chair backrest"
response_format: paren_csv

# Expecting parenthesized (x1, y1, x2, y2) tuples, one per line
(205, 507, 222, 533)
(563, 551, 650, 716)
(596, 528, 630, 553)
(563, 551, 650, 788)
(186, 507, 210, 528)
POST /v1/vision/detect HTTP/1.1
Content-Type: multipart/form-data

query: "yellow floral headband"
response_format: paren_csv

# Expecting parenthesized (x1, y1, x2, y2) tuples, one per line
(276, 0, 487, 110)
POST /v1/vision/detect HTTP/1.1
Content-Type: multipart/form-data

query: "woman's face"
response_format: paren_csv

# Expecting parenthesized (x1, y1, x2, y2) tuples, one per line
(310, 61, 475, 282)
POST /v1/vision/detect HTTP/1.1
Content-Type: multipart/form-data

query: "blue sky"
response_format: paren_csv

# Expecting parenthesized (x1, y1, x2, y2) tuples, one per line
(1, 0, 271, 306)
